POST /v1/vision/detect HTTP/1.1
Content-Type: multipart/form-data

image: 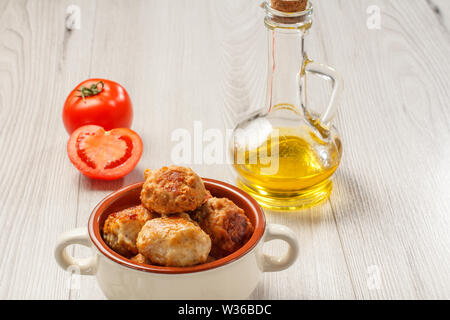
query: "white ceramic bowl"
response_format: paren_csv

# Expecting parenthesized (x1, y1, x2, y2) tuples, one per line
(55, 179, 299, 299)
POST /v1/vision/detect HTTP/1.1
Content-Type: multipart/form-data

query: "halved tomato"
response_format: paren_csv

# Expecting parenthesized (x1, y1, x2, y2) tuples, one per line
(67, 125, 143, 180)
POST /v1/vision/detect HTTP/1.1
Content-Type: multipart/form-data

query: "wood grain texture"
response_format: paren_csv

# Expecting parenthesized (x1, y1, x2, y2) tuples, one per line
(0, 0, 448, 300)
(323, 0, 450, 299)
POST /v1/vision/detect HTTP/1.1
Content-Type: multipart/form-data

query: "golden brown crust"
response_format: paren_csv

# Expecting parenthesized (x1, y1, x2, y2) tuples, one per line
(144, 168, 152, 180)
(271, 0, 308, 12)
(204, 189, 213, 202)
(140, 166, 207, 215)
(136, 214, 211, 267)
(191, 198, 254, 259)
(130, 253, 151, 265)
(103, 205, 158, 257)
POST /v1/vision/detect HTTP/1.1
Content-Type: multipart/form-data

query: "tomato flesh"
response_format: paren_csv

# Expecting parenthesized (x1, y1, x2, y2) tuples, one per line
(68, 125, 143, 180)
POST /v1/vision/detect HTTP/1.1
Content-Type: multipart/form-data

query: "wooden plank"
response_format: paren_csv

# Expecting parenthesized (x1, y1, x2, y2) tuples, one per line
(216, 0, 355, 299)
(70, 0, 239, 299)
(0, 0, 96, 299)
(69, 0, 354, 299)
(316, 0, 450, 299)
(427, 0, 450, 31)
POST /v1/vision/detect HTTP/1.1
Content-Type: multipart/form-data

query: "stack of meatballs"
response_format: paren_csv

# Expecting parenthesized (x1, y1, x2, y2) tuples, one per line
(103, 166, 254, 267)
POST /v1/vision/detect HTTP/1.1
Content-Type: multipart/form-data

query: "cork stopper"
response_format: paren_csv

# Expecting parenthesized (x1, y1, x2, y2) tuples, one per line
(271, 0, 308, 13)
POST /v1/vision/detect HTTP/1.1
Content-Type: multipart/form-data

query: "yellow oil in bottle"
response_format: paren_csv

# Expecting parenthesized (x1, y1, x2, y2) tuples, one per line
(231, 2, 343, 211)
(233, 126, 341, 211)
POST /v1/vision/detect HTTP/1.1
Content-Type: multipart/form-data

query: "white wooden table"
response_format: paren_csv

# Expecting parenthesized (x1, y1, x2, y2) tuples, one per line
(0, 0, 449, 300)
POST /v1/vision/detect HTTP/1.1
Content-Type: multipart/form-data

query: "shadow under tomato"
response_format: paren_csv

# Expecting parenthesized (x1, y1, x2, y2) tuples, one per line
(122, 165, 146, 184)
(80, 166, 146, 191)
(81, 175, 125, 191)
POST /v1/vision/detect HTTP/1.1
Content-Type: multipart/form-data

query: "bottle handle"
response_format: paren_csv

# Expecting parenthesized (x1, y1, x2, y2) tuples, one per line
(303, 59, 344, 125)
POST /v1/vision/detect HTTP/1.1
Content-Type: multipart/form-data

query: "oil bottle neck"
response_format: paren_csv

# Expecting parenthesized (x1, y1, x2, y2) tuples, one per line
(263, 2, 313, 113)
(265, 29, 306, 113)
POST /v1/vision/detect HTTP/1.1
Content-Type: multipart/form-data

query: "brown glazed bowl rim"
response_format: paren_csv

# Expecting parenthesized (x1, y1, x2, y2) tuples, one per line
(88, 178, 266, 274)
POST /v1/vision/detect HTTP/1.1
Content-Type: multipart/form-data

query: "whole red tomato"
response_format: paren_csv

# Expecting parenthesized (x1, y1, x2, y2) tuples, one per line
(63, 79, 133, 134)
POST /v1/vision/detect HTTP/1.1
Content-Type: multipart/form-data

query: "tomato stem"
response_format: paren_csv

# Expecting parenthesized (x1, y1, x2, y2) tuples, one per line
(77, 81, 104, 102)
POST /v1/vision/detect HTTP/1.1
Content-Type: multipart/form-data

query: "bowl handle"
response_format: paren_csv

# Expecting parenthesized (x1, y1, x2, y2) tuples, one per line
(260, 224, 299, 272)
(54, 227, 97, 275)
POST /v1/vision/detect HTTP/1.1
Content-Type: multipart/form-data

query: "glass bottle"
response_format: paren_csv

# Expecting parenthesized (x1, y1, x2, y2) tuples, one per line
(230, 1, 344, 211)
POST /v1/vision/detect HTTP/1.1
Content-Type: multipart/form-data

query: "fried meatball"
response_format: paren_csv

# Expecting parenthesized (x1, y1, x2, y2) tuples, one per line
(204, 189, 213, 202)
(140, 166, 207, 214)
(192, 198, 254, 259)
(103, 205, 158, 257)
(131, 253, 151, 265)
(136, 214, 211, 267)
